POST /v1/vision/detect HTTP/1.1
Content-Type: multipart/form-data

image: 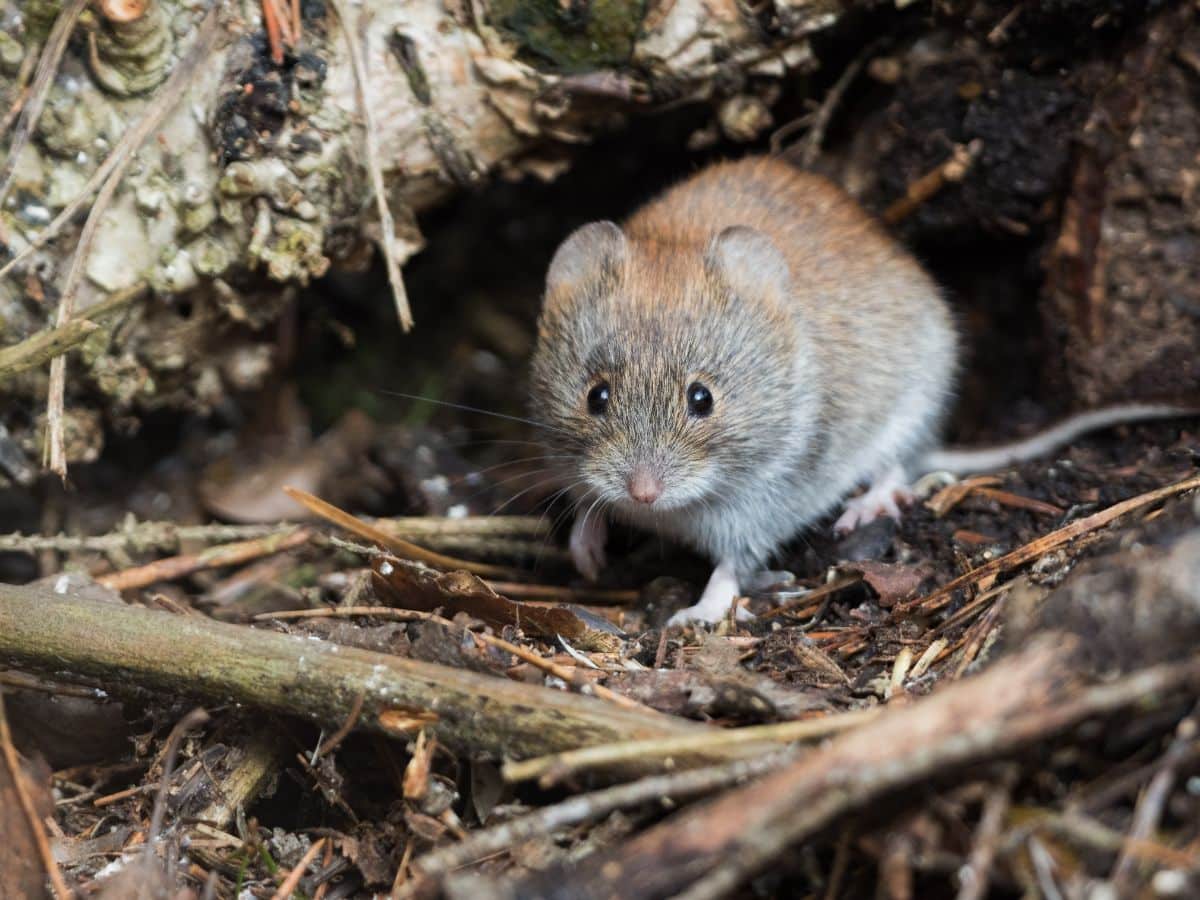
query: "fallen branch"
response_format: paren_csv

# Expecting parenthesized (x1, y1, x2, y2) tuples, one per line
(482, 641, 1200, 900)
(502, 707, 882, 785)
(0, 582, 699, 761)
(256, 606, 654, 714)
(409, 749, 800, 887)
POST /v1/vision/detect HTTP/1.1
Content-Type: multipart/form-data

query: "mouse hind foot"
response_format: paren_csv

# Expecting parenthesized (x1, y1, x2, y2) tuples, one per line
(834, 464, 915, 534)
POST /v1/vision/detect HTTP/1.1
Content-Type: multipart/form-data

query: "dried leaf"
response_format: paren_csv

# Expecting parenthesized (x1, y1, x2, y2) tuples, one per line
(403, 730, 434, 801)
(201, 410, 376, 523)
(469, 760, 508, 825)
(372, 557, 621, 652)
(844, 560, 932, 607)
(0, 749, 52, 900)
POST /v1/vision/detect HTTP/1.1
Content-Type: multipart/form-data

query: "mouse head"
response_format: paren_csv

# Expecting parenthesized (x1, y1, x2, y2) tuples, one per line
(530, 220, 810, 515)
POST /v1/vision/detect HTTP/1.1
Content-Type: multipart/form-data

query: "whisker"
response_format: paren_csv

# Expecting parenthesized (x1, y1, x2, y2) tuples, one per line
(489, 472, 570, 517)
(462, 454, 573, 481)
(532, 481, 592, 570)
(377, 390, 568, 435)
(439, 437, 562, 453)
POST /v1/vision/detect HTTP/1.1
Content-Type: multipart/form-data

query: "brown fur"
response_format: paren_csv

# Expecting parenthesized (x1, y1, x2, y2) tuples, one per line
(529, 156, 958, 618)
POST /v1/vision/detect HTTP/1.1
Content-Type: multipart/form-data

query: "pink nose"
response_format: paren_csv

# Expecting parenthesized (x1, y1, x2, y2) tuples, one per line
(627, 467, 663, 504)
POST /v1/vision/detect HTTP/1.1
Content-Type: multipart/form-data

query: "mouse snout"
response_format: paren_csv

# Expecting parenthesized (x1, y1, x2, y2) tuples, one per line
(626, 465, 664, 505)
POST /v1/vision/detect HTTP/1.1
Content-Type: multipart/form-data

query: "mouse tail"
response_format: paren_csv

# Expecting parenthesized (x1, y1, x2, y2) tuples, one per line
(917, 403, 1198, 477)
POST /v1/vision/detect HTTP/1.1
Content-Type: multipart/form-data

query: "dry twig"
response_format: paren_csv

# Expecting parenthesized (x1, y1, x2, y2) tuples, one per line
(502, 707, 881, 784)
(955, 768, 1017, 900)
(882, 140, 983, 226)
(0, 695, 74, 899)
(409, 749, 798, 885)
(327, 0, 413, 331)
(286, 486, 522, 579)
(0, 47, 37, 137)
(795, 40, 879, 167)
(97, 527, 313, 591)
(270, 837, 326, 900)
(0, 283, 147, 380)
(1109, 704, 1199, 890)
(42, 4, 223, 477)
(900, 472, 1200, 614)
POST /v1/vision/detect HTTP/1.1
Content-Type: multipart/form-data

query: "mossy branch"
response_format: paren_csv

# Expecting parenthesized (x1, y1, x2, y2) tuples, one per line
(0, 582, 699, 760)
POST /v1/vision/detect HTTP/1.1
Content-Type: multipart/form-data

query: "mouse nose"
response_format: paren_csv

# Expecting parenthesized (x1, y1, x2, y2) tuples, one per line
(627, 466, 664, 504)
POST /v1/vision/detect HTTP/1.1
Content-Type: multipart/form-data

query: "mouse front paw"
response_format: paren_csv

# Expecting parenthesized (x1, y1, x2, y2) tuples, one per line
(667, 559, 751, 627)
(667, 601, 754, 628)
(569, 513, 608, 582)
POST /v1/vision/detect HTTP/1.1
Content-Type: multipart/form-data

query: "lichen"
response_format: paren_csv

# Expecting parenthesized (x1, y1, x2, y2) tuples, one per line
(87, 0, 175, 97)
(15, 0, 65, 45)
(489, 0, 646, 72)
(0, 29, 24, 73)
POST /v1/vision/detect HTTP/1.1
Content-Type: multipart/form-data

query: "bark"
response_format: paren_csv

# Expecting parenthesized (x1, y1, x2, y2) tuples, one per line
(0, 0, 838, 467)
(0, 579, 701, 760)
(1043, 4, 1200, 405)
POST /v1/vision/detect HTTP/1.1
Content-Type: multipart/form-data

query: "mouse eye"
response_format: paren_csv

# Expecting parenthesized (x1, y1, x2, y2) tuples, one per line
(587, 381, 610, 415)
(686, 382, 713, 417)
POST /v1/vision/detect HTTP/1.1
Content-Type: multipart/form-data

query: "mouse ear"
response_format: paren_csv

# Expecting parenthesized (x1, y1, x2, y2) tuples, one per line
(705, 226, 791, 302)
(544, 221, 626, 307)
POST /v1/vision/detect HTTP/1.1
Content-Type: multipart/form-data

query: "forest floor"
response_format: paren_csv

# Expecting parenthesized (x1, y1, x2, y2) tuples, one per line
(2, 406, 1198, 899)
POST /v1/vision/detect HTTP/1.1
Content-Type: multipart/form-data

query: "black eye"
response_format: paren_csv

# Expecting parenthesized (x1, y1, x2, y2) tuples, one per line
(587, 381, 610, 415)
(687, 382, 713, 417)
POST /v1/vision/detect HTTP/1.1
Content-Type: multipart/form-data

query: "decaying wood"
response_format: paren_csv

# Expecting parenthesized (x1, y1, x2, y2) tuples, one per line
(0, 581, 700, 762)
(478, 645, 1200, 900)
(1043, 3, 1200, 404)
(0, 0, 844, 467)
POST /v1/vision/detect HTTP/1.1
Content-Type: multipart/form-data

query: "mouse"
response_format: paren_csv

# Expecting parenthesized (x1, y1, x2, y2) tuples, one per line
(528, 155, 1195, 626)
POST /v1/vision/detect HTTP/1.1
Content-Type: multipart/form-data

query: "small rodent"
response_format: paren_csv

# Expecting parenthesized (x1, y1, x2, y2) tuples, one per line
(529, 156, 1195, 625)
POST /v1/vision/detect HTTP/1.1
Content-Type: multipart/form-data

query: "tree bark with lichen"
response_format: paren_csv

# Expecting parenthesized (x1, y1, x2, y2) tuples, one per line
(0, 0, 836, 475)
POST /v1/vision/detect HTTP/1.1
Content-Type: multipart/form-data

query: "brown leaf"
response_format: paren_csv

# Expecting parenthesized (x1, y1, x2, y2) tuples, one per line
(341, 825, 400, 887)
(372, 557, 621, 652)
(845, 561, 932, 607)
(0, 749, 52, 900)
(403, 730, 434, 801)
(201, 410, 376, 523)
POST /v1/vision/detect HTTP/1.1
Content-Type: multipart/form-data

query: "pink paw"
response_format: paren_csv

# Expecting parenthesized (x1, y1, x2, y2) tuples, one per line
(569, 514, 607, 581)
(834, 484, 915, 534)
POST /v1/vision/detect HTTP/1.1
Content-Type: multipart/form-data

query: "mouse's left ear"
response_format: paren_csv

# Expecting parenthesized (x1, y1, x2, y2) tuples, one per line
(705, 226, 791, 304)
(544, 221, 626, 310)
